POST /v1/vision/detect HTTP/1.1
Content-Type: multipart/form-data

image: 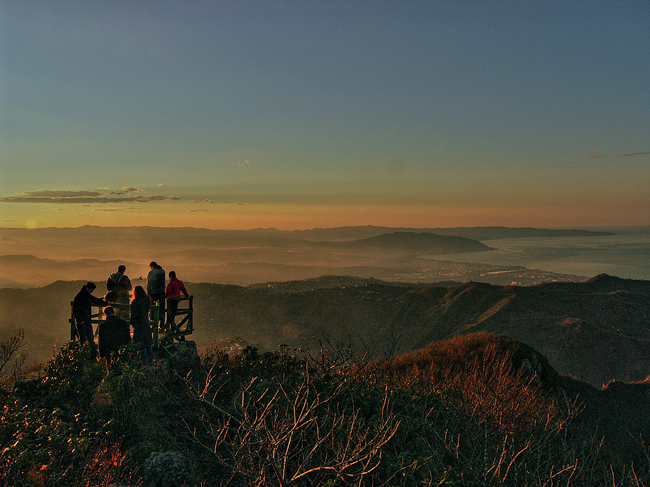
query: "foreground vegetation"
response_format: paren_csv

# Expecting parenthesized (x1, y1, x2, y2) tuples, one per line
(1, 332, 649, 486)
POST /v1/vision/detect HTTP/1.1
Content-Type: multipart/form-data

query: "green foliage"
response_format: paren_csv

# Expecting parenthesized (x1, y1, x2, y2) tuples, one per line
(0, 341, 157, 485)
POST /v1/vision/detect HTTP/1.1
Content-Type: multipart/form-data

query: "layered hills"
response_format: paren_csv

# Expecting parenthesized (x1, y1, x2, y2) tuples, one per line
(1, 225, 646, 485)
(0, 226, 601, 287)
(2, 274, 648, 387)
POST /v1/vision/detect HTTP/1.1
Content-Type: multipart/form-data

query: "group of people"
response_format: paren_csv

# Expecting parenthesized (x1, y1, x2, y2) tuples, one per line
(71, 261, 189, 364)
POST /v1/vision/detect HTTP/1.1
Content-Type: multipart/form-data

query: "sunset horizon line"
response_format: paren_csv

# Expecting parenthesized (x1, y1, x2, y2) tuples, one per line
(1, 223, 648, 233)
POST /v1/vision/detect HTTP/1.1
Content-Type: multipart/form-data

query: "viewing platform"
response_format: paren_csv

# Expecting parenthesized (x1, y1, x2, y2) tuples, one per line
(69, 296, 194, 357)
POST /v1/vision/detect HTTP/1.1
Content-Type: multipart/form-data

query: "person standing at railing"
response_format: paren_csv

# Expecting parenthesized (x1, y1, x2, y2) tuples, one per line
(72, 282, 108, 360)
(164, 271, 189, 332)
(106, 265, 132, 319)
(131, 286, 154, 364)
(146, 261, 166, 329)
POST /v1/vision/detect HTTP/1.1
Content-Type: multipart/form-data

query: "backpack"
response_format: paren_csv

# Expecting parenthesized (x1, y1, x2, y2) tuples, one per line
(107, 273, 124, 291)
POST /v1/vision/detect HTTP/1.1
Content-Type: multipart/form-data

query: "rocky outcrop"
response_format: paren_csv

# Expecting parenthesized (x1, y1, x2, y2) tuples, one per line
(142, 451, 189, 487)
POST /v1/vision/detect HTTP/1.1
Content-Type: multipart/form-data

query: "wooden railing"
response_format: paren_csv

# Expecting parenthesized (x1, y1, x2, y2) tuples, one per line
(69, 296, 193, 353)
(157, 296, 194, 356)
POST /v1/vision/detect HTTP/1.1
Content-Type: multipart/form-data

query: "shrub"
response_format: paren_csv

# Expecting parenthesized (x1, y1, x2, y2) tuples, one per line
(0, 341, 159, 486)
(181, 346, 399, 486)
(3, 332, 650, 486)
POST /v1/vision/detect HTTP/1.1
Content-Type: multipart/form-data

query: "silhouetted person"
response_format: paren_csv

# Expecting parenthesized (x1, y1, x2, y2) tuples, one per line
(131, 286, 153, 364)
(146, 261, 166, 329)
(164, 271, 189, 332)
(98, 306, 131, 364)
(106, 265, 132, 318)
(72, 282, 108, 359)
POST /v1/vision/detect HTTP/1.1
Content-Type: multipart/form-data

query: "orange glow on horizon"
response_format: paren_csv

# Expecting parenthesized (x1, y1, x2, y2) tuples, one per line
(3, 197, 647, 231)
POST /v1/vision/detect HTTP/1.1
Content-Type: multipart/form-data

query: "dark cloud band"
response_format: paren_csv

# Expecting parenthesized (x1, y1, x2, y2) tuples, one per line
(0, 190, 179, 204)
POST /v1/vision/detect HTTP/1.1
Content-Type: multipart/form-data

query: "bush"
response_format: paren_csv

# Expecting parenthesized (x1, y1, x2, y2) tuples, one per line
(180, 346, 399, 485)
(2, 333, 650, 486)
(0, 341, 156, 486)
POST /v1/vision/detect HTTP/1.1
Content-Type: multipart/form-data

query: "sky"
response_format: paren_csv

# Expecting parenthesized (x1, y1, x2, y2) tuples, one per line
(1, 0, 648, 231)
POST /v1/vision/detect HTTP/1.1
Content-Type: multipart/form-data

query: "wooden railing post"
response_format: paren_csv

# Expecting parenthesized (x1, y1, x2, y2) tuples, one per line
(151, 303, 159, 349)
(188, 295, 193, 334)
(70, 301, 77, 341)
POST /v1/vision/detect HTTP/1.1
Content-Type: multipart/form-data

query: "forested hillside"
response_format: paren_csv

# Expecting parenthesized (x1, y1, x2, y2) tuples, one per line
(2, 274, 649, 386)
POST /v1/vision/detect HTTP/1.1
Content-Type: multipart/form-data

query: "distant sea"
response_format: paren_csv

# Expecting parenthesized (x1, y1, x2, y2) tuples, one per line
(428, 230, 650, 281)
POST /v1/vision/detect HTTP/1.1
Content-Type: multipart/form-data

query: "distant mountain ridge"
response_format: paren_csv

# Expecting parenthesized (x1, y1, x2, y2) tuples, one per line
(285, 225, 615, 241)
(0, 255, 141, 288)
(342, 232, 492, 252)
(0, 225, 608, 288)
(0, 224, 615, 243)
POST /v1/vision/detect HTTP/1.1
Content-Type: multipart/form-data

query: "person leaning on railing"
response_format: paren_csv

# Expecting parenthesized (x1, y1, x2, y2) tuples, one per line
(72, 282, 109, 360)
(163, 270, 189, 332)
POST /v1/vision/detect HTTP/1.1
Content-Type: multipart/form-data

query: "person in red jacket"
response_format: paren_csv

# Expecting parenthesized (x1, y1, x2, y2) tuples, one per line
(164, 270, 189, 332)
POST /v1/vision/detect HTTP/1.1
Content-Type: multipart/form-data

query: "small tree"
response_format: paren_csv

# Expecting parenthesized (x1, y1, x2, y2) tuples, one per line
(0, 328, 26, 390)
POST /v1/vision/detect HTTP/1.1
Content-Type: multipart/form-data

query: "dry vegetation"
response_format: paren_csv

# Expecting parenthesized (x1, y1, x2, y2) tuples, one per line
(1, 331, 649, 486)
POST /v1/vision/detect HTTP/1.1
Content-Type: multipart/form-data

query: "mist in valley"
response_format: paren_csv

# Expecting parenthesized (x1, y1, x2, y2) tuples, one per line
(2, 225, 649, 381)
(1, 225, 624, 289)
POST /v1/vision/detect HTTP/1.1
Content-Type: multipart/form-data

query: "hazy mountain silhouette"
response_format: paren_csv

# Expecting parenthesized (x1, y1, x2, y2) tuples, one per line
(0, 255, 141, 288)
(0, 226, 594, 288)
(340, 231, 492, 252)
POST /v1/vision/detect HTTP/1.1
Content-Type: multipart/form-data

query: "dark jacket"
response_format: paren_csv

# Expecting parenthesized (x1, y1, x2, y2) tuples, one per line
(73, 287, 107, 323)
(98, 315, 131, 360)
(147, 267, 166, 296)
(107, 272, 132, 304)
(130, 296, 153, 347)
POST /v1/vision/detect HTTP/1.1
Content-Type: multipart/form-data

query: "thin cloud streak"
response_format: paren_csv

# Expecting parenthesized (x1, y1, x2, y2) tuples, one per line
(617, 152, 650, 158)
(0, 189, 180, 204)
(112, 187, 147, 194)
(590, 152, 649, 159)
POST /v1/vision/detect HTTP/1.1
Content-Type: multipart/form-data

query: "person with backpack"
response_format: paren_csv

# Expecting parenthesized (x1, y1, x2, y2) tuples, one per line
(106, 265, 132, 318)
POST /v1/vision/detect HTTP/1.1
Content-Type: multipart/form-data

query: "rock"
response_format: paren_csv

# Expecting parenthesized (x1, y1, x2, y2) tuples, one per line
(142, 451, 188, 487)
(168, 340, 200, 375)
(522, 354, 543, 385)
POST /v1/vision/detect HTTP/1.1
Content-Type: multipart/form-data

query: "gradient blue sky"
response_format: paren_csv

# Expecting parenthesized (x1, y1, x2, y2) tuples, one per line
(1, 1, 648, 230)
